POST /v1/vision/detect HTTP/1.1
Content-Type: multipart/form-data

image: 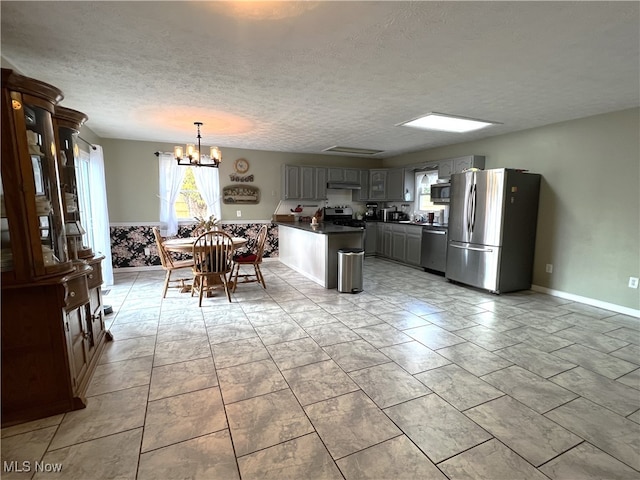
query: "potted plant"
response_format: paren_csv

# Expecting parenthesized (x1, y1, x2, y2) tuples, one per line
(192, 214, 220, 236)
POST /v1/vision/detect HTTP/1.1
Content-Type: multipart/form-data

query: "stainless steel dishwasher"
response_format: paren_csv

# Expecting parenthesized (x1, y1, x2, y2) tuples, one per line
(420, 225, 448, 273)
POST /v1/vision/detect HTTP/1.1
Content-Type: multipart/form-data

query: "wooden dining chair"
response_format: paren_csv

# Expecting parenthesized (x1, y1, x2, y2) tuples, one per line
(152, 227, 193, 298)
(231, 224, 268, 292)
(191, 230, 235, 305)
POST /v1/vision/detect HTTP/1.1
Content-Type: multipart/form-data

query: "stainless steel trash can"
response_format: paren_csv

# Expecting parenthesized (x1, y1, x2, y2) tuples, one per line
(337, 248, 364, 293)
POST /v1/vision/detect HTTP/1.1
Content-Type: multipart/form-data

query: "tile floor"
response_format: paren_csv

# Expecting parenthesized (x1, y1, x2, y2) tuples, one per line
(2, 258, 639, 479)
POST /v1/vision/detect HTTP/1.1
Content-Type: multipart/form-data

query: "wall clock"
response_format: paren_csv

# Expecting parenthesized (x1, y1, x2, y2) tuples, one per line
(234, 158, 249, 174)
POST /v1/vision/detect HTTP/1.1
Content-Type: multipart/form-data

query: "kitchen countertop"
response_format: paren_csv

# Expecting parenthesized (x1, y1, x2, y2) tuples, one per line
(274, 221, 365, 234)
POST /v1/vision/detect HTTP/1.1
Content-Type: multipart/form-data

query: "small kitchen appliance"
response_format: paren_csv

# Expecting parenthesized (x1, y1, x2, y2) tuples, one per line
(431, 182, 451, 204)
(381, 207, 396, 222)
(364, 203, 378, 221)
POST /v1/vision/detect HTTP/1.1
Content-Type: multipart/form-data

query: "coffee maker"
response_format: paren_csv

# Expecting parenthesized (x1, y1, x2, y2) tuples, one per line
(365, 203, 378, 221)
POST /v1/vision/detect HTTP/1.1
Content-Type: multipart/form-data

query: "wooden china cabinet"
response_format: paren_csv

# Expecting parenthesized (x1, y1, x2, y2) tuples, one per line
(1, 68, 109, 427)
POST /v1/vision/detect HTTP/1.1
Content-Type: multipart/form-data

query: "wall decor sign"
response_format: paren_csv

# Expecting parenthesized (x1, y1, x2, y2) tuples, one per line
(229, 173, 254, 182)
(223, 184, 260, 204)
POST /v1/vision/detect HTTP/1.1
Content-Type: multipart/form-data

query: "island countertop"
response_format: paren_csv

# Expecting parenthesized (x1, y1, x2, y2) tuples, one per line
(274, 221, 364, 234)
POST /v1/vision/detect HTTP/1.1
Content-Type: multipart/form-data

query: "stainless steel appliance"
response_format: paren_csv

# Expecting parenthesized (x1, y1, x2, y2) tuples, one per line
(446, 168, 541, 293)
(430, 182, 451, 204)
(324, 207, 365, 228)
(421, 225, 447, 273)
(381, 207, 396, 222)
(365, 203, 378, 221)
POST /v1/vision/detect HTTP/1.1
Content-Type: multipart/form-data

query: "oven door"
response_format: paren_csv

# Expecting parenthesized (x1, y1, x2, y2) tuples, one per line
(431, 183, 450, 203)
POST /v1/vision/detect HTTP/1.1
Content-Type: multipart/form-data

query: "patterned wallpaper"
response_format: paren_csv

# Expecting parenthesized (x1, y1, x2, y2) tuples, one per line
(110, 222, 279, 268)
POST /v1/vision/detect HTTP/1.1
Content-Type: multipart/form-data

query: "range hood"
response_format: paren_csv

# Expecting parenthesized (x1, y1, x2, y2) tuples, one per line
(326, 182, 361, 190)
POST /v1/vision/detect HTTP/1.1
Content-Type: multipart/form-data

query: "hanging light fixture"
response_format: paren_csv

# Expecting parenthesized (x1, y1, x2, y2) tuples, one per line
(174, 122, 222, 167)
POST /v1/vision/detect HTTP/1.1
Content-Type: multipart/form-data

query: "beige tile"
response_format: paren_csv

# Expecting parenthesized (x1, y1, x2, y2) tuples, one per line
(217, 359, 288, 404)
(49, 386, 148, 450)
(238, 433, 342, 480)
(349, 362, 431, 408)
(138, 430, 239, 480)
(86, 355, 153, 397)
(226, 389, 313, 457)
(0, 426, 57, 480)
(153, 337, 212, 367)
(34, 428, 142, 480)
(337, 435, 447, 480)
(142, 387, 227, 452)
(99, 336, 156, 364)
(282, 360, 359, 406)
(385, 394, 491, 464)
(149, 357, 218, 401)
(306, 391, 401, 460)
(539, 442, 640, 480)
(439, 439, 549, 480)
(1, 414, 63, 439)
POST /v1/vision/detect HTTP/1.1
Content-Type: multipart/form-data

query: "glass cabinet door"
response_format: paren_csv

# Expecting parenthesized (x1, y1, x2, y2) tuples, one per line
(1, 68, 72, 283)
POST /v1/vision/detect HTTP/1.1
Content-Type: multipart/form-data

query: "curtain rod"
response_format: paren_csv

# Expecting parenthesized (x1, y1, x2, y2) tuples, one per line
(77, 135, 97, 151)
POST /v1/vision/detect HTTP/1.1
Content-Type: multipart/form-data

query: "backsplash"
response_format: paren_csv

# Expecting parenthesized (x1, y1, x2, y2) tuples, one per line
(110, 222, 278, 268)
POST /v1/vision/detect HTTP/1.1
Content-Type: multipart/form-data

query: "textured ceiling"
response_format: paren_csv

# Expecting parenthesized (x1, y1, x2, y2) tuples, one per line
(1, 1, 638, 159)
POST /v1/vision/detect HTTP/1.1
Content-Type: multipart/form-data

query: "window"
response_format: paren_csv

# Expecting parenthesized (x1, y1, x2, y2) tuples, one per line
(175, 167, 207, 219)
(415, 171, 447, 213)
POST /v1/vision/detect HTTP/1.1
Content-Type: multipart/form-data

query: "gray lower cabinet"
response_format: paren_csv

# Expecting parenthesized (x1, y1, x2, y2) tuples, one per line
(365, 226, 376, 255)
(406, 228, 422, 265)
(391, 225, 406, 261)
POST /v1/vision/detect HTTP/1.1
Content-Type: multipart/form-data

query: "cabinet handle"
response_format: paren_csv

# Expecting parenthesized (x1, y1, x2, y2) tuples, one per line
(70, 291, 76, 297)
(88, 274, 94, 279)
(83, 332, 91, 340)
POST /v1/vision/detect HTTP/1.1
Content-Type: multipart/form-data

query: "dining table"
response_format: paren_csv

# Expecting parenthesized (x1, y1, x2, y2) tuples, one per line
(163, 236, 247, 254)
(162, 235, 248, 296)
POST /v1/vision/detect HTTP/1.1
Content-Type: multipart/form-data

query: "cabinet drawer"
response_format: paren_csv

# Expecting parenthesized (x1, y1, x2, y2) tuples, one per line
(86, 262, 102, 289)
(65, 275, 89, 311)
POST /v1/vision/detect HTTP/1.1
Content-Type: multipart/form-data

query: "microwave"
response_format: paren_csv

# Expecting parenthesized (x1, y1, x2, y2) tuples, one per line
(430, 183, 451, 203)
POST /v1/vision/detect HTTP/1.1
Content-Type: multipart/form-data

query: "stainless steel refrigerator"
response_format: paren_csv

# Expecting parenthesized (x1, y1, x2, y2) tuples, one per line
(446, 168, 541, 293)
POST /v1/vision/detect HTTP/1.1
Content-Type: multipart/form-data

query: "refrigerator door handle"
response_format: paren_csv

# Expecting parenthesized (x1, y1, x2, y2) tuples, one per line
(466, 183, 474, 234)
(449, 243, 493, 253)
(470, 183, 477, 233)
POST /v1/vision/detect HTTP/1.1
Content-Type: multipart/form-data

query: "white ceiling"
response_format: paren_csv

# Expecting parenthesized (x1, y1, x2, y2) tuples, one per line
(2, 1, 638, 159)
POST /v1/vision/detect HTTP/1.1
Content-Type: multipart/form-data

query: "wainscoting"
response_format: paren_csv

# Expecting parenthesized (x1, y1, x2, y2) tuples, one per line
(110, 222, 278, 268)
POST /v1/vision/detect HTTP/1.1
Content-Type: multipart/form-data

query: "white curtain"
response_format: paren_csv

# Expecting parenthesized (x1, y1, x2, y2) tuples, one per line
(88, 145, 114, 286)
(158, 153, 185, 236)
(193, 167, 222, 220)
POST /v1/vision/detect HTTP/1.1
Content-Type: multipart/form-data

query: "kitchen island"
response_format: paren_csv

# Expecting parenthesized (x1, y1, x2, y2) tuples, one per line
(277, 222, 364, 289)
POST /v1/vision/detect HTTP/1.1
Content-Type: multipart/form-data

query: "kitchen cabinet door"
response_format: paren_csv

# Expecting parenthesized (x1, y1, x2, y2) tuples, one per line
(344, 168, 359, 183)
(364, 227, 376, 255)
(369, 170, 387, 200)
(299, 166, 315, 199)
(327, 168, 344, 182)
(376, 223, 385, 255)
(383, 224, 392, 257)
(353, 169, 369, 202)
(438, 159, 454, 179)
(282, 165, 300, 199)
(315, 167, 327, 200)
(453, 155, 485, 173)
(387, 168, 404, 201)
(406, 231, 422, 266)
(391, 225, 406, 261)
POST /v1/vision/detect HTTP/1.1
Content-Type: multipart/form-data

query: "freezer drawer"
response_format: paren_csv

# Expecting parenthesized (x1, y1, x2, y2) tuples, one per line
(446, 241, 501, 292)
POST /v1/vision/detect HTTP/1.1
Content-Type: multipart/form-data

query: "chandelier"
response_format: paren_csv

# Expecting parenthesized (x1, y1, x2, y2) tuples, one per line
(174, 122, 222, 167)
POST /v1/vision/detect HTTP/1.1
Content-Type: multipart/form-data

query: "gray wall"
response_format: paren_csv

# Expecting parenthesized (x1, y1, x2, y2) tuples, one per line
(383, 108, 640, 311)
(99, 139, 382, 223)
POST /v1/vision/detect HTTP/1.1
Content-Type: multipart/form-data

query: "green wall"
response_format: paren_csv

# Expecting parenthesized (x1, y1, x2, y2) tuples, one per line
(383, 108, 640, 311)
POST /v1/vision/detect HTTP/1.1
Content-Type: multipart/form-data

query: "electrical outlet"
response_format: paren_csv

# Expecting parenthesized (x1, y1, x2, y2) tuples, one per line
(545, 264, 553, 273)
(629, 277, 639, 289)
(144, 247, 150, 256)
(236, 210, 242, 217)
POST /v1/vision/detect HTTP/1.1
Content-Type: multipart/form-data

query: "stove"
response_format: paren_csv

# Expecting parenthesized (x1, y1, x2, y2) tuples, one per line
(323, 207, 366, 228)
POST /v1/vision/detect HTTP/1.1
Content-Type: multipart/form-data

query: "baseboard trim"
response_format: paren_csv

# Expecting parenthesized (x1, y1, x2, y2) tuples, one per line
(531, 284, 640, 318)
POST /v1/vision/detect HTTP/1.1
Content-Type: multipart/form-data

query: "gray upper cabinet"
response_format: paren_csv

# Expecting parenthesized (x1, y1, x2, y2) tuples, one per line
(344, 168, 359, 183)
(328, 167, 359, 183)
(315, 167, 327, 200)
(438, 155, 485, 179)
(387, 168, 404, 201)
(353, 169, 369, 202)
(282, 165, 300, 199)
(299, 166, 315, 200)
(369, 169, 387, 200)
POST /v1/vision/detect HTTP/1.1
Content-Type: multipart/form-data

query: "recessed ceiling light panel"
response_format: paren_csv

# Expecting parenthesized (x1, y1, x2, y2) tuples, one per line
(322, 146, 384, 155)
(398, 112, 500, 133)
